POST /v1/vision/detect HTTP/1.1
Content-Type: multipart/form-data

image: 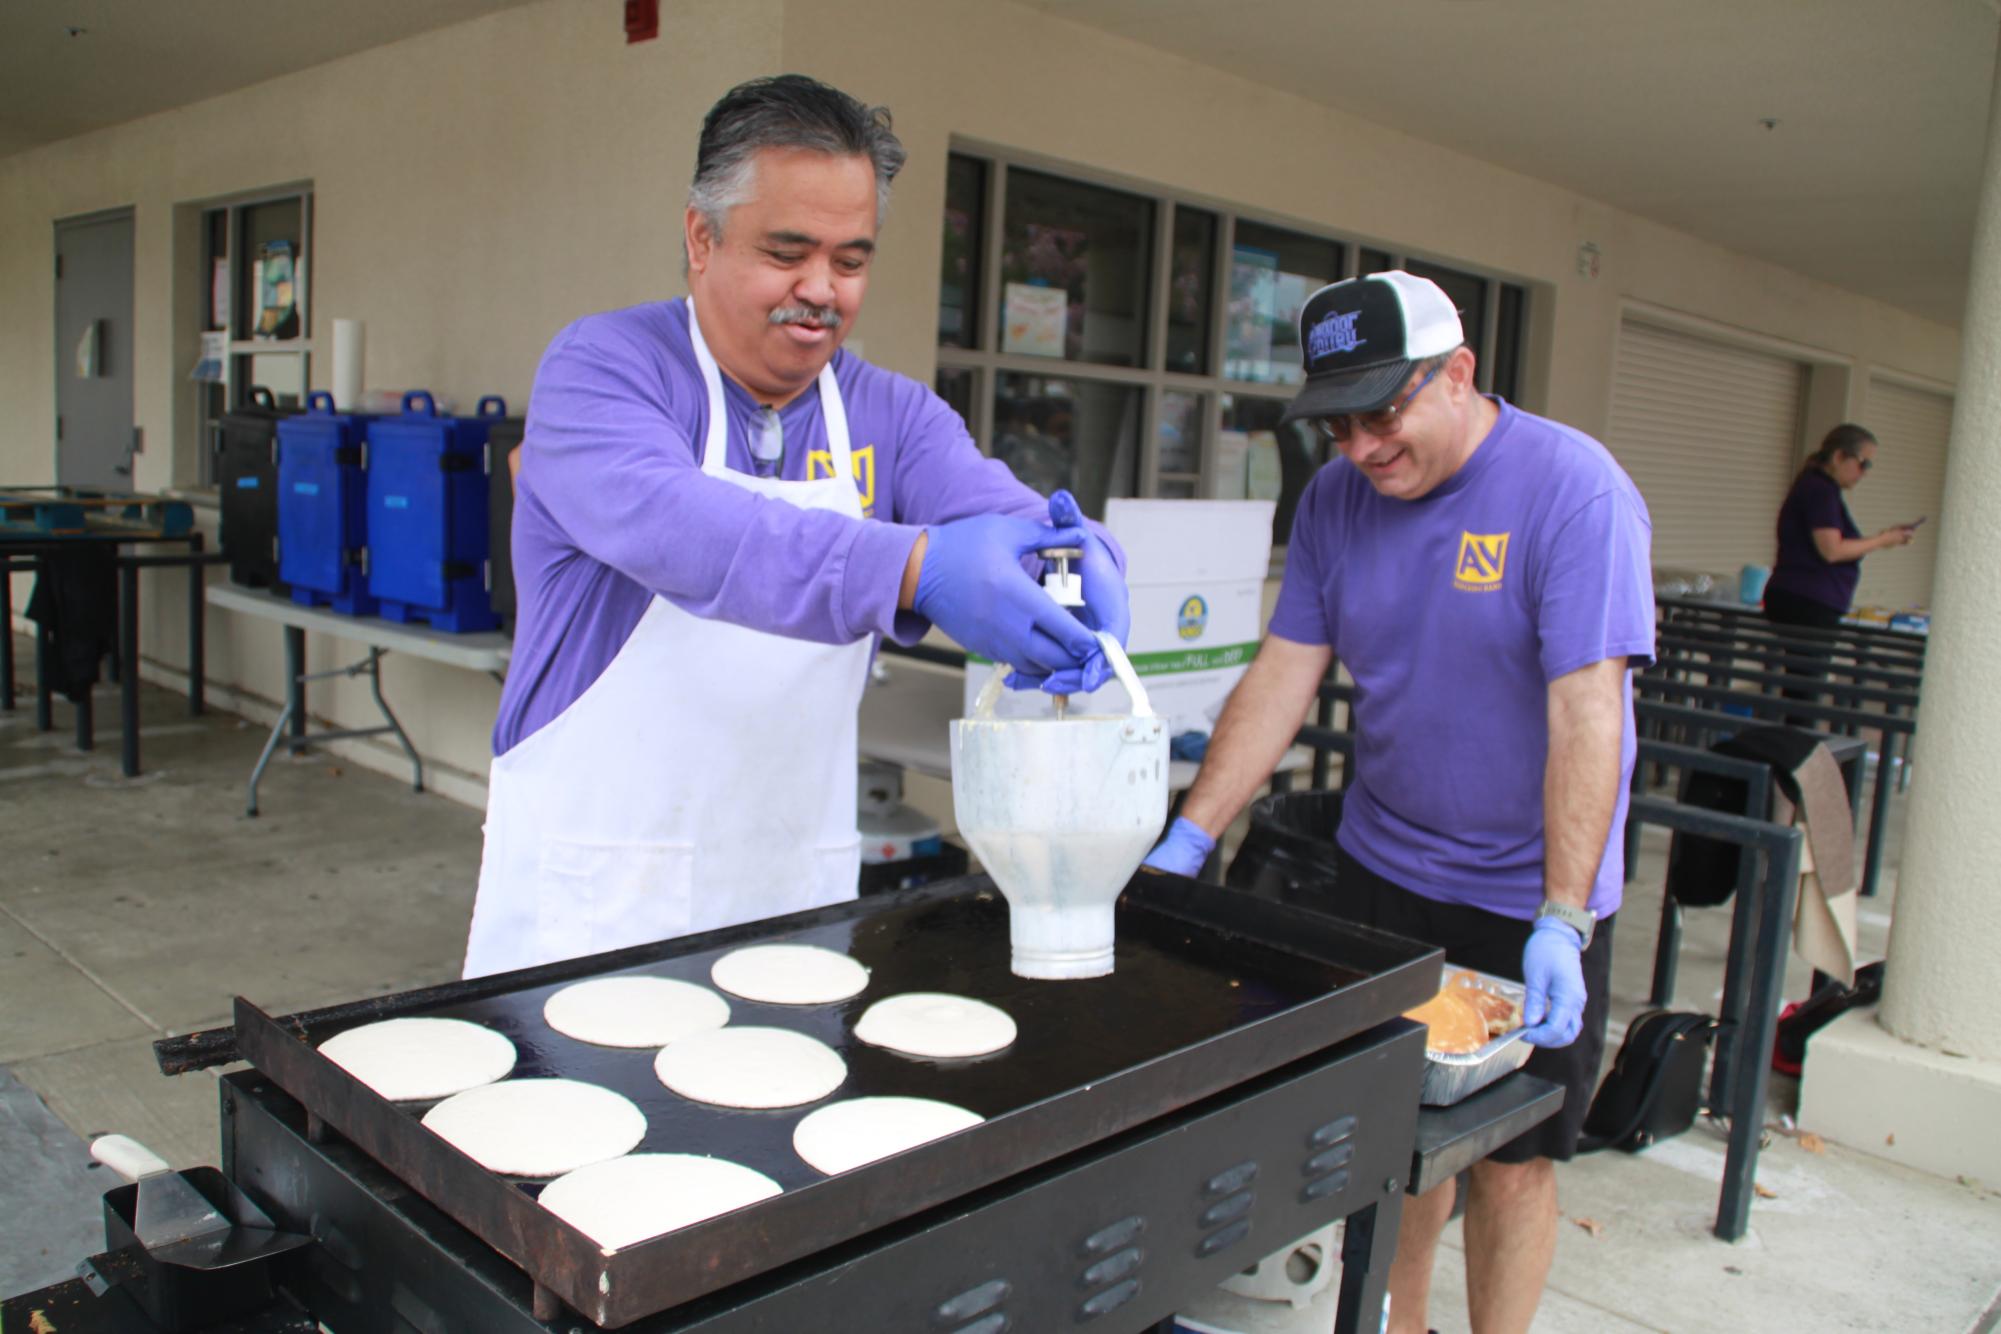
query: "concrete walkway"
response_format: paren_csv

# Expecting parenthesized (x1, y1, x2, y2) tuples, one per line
(1, 648, 480, 1295)
(3, 648, 1997, 1329)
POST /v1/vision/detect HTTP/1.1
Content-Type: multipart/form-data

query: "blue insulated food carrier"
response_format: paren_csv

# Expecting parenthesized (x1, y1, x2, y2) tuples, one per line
(363, 392, 503, 633)
(277, 391, 375, 615)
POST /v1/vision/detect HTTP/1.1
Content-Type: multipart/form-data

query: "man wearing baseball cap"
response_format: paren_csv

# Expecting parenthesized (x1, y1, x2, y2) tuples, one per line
(1146, 271, 1653, 1333)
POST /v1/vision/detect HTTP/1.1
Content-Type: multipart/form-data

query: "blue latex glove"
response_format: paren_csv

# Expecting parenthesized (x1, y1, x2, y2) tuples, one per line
(1142, 817, 1216, 878)
(1007, 657, 1112, 696)
(1519, 917, 1587, 1048)
(913, 513, 1101, 679)
(1008, 490, 1131, 695)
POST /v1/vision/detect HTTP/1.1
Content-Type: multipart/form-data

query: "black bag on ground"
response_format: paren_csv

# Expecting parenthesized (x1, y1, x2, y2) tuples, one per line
(1578, 1010, 1719, 1153)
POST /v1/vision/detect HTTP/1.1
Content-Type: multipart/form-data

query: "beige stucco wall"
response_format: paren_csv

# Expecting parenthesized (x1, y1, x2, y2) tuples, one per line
(0, 0, 1966, 801)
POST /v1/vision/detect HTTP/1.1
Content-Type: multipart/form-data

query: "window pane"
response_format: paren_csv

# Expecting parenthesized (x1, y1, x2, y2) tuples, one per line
(1157, 389, 1203, 477)
(1225, 222, 1341, 385)
(1406, 260, 1487, 368)
(998, 170, 1153, 367)
(1492, 283, 1526, 403)
(204, 209, 229, 331)
(939, 155, 985, 348)
(993, 373, 1140, 517)
(1166, 206, 1216, 374)
(1358, 247, 1394, 276)
(1217, 394, 1325, 548)
(240, 197, 304, 340)
(935, 366, 976, 433)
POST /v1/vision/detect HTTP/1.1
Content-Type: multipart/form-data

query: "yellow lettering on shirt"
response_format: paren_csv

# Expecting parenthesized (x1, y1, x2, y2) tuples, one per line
(807, 444, 876, 516)
(1454, 531, 1510, 592)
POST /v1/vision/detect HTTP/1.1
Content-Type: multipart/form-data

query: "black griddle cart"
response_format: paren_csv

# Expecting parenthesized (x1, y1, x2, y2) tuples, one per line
(9, 872, 1564, 1334)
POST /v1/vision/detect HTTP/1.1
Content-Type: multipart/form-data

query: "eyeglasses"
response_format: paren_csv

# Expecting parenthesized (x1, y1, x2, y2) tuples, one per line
(1856, 457, 1873, 472)
(751, 405, 784, 478)
(1311, 364, 1441, 445)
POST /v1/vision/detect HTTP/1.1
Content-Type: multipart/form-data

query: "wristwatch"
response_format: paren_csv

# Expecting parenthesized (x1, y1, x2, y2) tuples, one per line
(1534, 899, 1596, 950)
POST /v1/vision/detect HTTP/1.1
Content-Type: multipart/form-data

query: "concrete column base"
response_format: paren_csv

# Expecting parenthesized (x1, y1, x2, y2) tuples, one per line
(1798, 1006, 2001, 1185)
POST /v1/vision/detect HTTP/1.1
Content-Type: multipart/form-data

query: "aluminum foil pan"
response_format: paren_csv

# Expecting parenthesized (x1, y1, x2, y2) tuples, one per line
(1418, 969, 1531, 1107)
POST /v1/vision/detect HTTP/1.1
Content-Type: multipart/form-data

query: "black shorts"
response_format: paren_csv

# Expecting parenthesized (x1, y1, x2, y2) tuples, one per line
(1333, 844, 1614, 1164)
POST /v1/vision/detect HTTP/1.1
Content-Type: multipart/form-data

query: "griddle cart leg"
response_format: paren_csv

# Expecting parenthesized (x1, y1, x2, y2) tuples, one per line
(1333, 1192, 1404, 1334)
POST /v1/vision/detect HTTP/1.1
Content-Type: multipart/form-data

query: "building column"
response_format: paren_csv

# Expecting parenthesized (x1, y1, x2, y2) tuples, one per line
(1875, 25, 2001, 1063)
(1799, 30, 2001, 1182)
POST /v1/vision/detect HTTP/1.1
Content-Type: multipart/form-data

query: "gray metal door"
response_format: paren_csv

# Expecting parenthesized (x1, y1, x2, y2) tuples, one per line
(54, 210, 136, 491)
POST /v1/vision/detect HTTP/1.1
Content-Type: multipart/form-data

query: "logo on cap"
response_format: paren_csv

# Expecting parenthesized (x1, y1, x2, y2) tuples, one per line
(1306, 310, 1367, 362)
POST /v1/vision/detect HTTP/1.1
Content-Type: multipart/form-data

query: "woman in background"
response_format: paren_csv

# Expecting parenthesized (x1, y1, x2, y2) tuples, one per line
(1764, 423, 1914, 631)
(1762, 423, 1914, 720)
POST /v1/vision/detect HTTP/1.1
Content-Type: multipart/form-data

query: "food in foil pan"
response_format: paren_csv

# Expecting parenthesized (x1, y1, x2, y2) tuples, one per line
(1402, 990, 1488, 1054)
(1407, 969, 1534, 1106)
(1402, 969, 1524, 1053)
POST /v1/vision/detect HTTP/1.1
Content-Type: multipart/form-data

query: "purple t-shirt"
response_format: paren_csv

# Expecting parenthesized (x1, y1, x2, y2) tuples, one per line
(1764, 469, 1860, 612)
(1268, 400, 1655, 921)
(495, 299, 1056, 755)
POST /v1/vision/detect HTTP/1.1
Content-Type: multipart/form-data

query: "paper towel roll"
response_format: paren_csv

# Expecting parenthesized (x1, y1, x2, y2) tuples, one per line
(331, 319, 365, 410)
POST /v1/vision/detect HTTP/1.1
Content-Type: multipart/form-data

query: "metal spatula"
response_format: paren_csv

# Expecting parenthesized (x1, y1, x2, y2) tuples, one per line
(89, 1133, 281, 1270)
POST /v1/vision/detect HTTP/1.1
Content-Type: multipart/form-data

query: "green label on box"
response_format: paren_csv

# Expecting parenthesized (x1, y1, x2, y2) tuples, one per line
(967, 641, 1259, 676)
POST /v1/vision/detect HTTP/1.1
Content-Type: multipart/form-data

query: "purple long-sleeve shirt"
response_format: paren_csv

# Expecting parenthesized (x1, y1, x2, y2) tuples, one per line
(495, 299, 1061, 755)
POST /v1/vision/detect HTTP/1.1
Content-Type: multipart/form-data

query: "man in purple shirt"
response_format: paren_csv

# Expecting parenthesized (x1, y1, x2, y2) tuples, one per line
(465, 76, 1128, 979)
(1145, 273, 1652, 1334)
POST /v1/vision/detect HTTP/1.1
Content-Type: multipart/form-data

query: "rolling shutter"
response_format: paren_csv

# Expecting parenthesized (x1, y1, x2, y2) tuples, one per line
(1851, 380, 1952, 610)
(1604, 321, 1803, 581)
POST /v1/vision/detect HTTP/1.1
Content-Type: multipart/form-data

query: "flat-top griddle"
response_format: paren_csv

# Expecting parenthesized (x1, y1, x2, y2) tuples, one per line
(223, 872, 1438, 1327)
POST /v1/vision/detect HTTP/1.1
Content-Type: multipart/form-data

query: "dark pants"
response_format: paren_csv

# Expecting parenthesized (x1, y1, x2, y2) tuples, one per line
(1763, 588, 1844, 726)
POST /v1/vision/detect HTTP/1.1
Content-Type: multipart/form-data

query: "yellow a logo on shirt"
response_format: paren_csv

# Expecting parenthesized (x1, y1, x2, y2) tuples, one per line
(1454, 531, 1510, 592)
(807, 445, 877, 516)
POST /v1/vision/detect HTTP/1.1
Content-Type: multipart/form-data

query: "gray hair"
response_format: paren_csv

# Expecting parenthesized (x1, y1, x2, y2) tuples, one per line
(687, 75, 906, 248)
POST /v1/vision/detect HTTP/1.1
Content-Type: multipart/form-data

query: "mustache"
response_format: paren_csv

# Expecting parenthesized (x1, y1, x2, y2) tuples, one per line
(769, 304, 843, 330)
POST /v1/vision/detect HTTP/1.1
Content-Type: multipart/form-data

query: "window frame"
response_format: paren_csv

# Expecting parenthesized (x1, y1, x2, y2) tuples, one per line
(193, 183, 315, 488)
(935, 144, 1530, 551)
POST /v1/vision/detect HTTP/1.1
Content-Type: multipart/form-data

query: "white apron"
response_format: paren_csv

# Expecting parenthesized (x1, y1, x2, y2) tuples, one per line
(463, 305, 871, 978)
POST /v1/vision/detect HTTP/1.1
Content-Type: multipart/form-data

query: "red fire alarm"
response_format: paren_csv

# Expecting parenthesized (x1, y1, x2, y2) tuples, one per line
(625, 0, 658, 44)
